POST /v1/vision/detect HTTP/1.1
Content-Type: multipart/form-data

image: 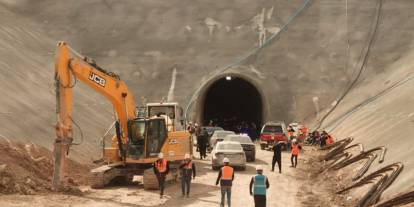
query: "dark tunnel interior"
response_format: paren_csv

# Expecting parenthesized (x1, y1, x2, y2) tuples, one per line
(203, 76, 262, 135)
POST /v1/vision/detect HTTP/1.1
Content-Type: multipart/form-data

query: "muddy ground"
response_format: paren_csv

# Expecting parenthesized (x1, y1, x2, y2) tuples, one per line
(0, 144, 354, 207)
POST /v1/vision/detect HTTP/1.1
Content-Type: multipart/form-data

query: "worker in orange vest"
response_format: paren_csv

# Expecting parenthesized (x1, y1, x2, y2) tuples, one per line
(179, 153, 196, 197)
(326, 134, 334, 145)
(215, 157, 234, 207)
(290, 139, 302, 168)
(153, 152, 170, 198)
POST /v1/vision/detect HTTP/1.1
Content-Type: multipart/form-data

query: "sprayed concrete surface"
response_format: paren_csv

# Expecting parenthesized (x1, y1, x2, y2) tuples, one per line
(0, 0, 414, 205)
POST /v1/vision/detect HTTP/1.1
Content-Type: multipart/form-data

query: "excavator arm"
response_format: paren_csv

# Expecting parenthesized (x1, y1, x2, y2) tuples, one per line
(53, 41, 136, 189)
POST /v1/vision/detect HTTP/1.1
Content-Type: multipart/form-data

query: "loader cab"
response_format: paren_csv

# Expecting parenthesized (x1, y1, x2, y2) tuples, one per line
(127, 118, 168, 159)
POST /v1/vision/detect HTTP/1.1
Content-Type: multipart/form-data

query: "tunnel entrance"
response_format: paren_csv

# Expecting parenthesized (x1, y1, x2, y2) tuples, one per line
(202, 76, 263, 134)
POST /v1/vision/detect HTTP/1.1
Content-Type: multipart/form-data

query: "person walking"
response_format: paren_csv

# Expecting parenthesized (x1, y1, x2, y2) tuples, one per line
(271, 142, 282, 173)
(215, 158, 234, 207)
(290, 139, 301, 168)
(179, 153, 196, 197)
(250, 165, 270, 207)
(153, 152, 169, 198)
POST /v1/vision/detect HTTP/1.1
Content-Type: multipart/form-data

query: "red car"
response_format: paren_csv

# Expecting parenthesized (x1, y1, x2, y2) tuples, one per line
(259, 122, 288, 150)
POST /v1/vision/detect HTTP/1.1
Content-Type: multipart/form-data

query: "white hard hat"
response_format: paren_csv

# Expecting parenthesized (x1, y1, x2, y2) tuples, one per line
(292, 139, 297, 143)
(223, 157, 230, 163)
(256, 165, 263, 171)
(158, 152, 164, 159)
(184, 153, 191, 159)
(195, 123, 199, 126)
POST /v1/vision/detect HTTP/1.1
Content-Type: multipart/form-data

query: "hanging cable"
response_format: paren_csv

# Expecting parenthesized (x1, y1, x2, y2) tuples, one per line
(314, 0, 383, 131)
(70, 116, 84, 146)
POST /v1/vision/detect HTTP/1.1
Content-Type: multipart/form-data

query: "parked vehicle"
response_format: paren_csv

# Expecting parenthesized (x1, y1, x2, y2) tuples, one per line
(259, 122, 288, 150)
(211, 141, 246, 170)
(208, 130, 235, 151)
(223, 135, 256, 161)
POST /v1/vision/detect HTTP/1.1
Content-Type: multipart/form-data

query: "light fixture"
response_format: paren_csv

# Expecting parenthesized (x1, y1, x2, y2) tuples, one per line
(225, 76, 232, 81)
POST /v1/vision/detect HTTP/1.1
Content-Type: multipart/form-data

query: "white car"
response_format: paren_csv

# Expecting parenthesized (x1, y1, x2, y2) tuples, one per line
(208, 130, 235, 151)
(223, 135, 256, 161)
(211, 141, 246, 170)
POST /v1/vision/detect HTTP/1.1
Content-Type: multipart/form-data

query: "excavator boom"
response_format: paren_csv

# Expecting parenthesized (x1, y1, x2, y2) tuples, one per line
(53, 41, 135, 189)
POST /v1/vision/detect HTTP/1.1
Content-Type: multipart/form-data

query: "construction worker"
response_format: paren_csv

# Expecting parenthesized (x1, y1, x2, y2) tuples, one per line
(179, 153, 196, 197)
(271, 141, 282, 173)
(215, 157, 234, 207)
(153, 152, 169, 198)
(198, 128, 208, 160)
(249, 165, 270, 207)
(326, 134, 334, 145)
(287, 125, 295, 141)
(290, 139, 301, 168)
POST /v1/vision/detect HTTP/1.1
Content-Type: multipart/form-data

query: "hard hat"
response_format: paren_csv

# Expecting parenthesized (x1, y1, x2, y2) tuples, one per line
(256, 165, 263, 171)
(223, 157, 230, 163)
(195, 123, 199, 126)
(158, 152, 164, 159)
(184, 153, 191, 159)
(292, 139, 297, 143)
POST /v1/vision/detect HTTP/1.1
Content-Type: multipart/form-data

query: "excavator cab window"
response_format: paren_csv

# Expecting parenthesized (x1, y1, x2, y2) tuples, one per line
(146, 118, 168, 157)
(127, 119, 146, 159)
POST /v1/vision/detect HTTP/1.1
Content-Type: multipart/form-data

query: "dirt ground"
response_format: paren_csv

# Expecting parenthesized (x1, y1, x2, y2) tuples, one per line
(0, 138, 90, 195)
(0, 144, 351, 207)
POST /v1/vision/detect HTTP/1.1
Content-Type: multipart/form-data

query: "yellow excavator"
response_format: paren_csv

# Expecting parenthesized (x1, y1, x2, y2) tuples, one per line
(53, 41, 192, 190)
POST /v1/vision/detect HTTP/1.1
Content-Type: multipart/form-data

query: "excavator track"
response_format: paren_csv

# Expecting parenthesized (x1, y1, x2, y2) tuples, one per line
(89, 164, 122, 189)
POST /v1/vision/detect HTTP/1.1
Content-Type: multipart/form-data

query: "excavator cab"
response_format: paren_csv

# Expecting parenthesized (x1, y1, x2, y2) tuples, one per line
(127, 118, 168, 159)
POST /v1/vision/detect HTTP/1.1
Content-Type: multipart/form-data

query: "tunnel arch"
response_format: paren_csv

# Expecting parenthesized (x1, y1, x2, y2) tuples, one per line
(195, 74, 267, 131)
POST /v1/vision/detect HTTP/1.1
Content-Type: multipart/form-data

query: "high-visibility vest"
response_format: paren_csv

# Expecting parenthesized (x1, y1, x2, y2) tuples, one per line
(327, 135, 334, 145)
(291, 144, 299, 155)
(156, 159, 167, 173)
(253, 175, 267, 195)
(221, 166, 233, 180)
(184, 161, 192, 169)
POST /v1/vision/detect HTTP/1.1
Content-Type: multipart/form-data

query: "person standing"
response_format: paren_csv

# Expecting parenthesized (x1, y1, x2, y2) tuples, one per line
(271, 142, 282, 173)
(153, 152, 169, 198)
(195, 123, 201, 152)
(290, 139, 301, 168)
(179, 153, 196, 197)
(250, 165, 270, 207)
(215, 158, 234, 207)
(198, 128, 208, 159)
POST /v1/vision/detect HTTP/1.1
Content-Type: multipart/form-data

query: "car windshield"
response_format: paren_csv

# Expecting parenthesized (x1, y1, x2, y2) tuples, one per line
(262, 125, 283, 133)
(217, 143, 242, 151)
(215, 131, 235, 138)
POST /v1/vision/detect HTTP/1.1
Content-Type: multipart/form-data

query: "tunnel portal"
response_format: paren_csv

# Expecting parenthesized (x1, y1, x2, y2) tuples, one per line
(202, 76, 263, 133)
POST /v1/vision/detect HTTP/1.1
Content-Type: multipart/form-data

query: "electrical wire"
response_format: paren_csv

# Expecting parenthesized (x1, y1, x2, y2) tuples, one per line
(314, 0, 383, 131)
(325, 73, 414, 131)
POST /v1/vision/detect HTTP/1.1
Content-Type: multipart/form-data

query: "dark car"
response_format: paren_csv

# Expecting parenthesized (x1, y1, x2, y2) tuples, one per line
(223, 134, 256, 161)
(259, 122, 288, 150)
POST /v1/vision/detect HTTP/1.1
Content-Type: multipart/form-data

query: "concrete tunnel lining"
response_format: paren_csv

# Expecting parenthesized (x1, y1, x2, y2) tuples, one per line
(194, 73, 269, 129)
